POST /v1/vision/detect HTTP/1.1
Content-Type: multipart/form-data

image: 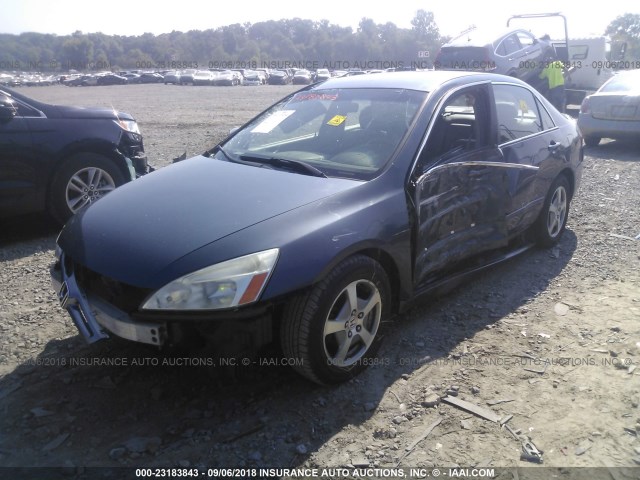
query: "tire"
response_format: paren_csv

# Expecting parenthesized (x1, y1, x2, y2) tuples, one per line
(584, 136, 601, 147)
(49, 153, 127, 224)
(533, 174, 571, 247)
(280, 255, 391, 385)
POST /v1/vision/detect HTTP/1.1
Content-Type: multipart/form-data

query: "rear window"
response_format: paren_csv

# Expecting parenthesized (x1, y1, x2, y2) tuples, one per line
(436, 47, 492, 70)
(600, 72, 640, 93)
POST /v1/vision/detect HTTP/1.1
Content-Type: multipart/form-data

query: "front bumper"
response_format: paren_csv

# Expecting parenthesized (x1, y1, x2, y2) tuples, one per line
(118, 131, 152, 177)
(50, 254, 275, 352)
(131, 153, 153, 177)
(51, 256, 166, 346)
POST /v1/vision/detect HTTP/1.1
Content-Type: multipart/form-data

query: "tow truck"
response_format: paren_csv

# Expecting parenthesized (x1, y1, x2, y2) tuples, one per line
(507, 13, 627, 105)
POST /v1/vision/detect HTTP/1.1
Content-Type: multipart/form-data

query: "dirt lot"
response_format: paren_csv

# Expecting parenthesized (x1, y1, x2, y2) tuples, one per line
(0, 84, 639, 479)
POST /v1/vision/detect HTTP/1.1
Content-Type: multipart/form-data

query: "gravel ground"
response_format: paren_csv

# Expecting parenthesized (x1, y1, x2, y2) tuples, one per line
(0, 84, 639, 479)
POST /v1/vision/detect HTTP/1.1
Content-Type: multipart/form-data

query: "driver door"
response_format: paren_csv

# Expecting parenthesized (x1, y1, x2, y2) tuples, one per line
(0, 93, 39, 216)
(411, 85, 510, 289)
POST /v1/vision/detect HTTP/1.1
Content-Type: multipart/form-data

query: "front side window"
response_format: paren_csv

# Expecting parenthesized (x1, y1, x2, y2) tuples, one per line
(219, 88, 426, 180)
(417, 85, 491, 169)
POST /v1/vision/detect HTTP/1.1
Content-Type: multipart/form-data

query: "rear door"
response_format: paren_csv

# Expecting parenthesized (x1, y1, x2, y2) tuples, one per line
(492, 83, 567, 234)
(495, 34, 523, 76)
(515, 31, 544, 79)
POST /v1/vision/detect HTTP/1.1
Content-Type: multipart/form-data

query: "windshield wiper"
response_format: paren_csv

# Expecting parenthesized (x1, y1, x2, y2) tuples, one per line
(205, 144, 234, 161)
(239, 153, 327, 178)
(209, 146, 326, 178)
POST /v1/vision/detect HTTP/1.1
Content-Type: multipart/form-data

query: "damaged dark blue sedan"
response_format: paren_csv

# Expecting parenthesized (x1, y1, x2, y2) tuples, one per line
(51, 71, 583, 384)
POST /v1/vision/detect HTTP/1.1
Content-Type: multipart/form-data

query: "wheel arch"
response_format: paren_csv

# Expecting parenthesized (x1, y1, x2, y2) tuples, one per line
(47, 143, 132, 198)
(309, 245, 404, 316)
(558, 166, 575, 200)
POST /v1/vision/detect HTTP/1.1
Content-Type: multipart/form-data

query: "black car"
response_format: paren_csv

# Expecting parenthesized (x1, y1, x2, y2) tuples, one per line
(0, 86, 150, 222)
(122, 73, 141, 84)
(51, 71, 583, 384)
(179, 70, 196, 85)
(138, 73, 164, 83)
(267, 69, 292, 85)
(97, 74, 128, 86)
(64, 75, 98, 87)
(163, 71, 182, 85)
(435, 27, 556, 85)
(292, 69, 313, 85)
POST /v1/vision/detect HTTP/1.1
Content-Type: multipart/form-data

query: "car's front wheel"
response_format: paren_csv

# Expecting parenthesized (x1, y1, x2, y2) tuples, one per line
(49, 153, 127, 224)
(281, 255, 391, 385)
(533, 174, 571, 247)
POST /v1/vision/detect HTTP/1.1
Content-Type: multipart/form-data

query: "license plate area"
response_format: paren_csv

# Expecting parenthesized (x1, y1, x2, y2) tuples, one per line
(610, 105, 637, 119)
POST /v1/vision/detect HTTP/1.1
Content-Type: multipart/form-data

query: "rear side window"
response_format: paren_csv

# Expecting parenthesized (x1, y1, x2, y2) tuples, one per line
(493, 84, 547, 143)
(516, 32, 535, 48)
(536, 99, 555, 131)
(496, 35, 521, 56)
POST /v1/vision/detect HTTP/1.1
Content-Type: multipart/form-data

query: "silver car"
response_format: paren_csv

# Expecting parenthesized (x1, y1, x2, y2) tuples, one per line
(578, 69, 640, 147)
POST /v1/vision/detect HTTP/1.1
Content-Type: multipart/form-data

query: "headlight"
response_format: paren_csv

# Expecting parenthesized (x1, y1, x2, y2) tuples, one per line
(114, 119, 140, 134)
(141, 248, 279, 310)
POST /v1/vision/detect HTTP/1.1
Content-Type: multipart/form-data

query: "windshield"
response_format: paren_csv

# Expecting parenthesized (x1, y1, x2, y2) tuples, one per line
(218, 87, 426, 180)
(600, 72, 640, 93)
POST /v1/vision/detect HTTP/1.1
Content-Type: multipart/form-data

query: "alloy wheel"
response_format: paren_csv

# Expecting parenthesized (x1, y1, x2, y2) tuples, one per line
(322, 279, 382, 367)
(65, 167, 116, 212)
(547, 185, 567, 238)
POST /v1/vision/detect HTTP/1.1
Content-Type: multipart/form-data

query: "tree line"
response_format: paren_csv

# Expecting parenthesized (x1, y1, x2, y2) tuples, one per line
(0, 11, 638, 73)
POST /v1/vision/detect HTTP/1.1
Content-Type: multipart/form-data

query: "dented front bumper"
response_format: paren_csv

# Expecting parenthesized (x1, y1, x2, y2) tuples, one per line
(50, 253, 165, 346)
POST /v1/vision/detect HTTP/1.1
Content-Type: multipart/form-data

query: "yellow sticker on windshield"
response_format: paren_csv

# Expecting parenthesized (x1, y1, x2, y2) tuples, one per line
(327, 115, 347, 126)
(519, 100, 529, 113)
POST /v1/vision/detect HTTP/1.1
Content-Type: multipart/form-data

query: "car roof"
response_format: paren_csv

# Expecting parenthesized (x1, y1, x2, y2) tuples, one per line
(312, 70, 522, 92)
(609, 68, 640, 78)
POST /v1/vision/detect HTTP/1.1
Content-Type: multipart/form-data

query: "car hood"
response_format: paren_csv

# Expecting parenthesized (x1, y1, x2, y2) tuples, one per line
(58, 155, 361, 287)
(46, 104, 134, 121)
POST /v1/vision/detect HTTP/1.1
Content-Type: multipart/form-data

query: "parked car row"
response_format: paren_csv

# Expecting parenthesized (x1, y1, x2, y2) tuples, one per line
(0, 73, 59, 87)
(62, 72, 165, 86)
(170, 69, 241, 86)
(1, 67, 397, 89)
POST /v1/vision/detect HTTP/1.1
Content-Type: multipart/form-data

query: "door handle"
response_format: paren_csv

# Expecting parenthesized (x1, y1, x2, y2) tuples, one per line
(548, 141, 561, 152)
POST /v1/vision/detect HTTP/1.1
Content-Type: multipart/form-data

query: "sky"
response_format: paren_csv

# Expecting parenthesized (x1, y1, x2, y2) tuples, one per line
(1, 0, 636, 39)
